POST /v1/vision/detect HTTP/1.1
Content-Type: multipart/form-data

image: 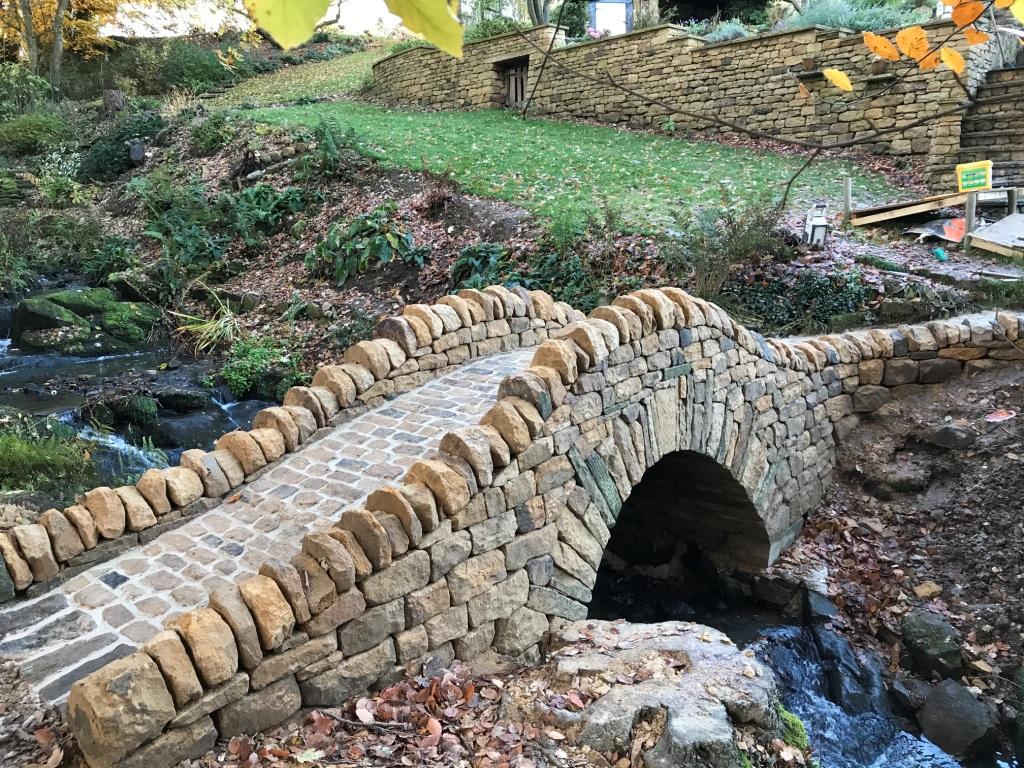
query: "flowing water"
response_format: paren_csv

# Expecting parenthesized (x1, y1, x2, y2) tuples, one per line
(590, 567, 1019, 768)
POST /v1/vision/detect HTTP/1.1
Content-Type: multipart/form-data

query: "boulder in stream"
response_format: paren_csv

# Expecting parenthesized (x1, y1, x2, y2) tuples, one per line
(901, 610, 964, 679)
(917, 679, 998, 757)
(499, 620, 785, 768)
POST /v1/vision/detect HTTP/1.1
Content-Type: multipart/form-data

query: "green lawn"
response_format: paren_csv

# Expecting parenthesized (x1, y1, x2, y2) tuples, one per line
(210, 49, 385, 109)
(246, 100, 905, 233)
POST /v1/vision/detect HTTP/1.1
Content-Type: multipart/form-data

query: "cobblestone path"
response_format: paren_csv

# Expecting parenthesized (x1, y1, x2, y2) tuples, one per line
(0, 349, 533, 702)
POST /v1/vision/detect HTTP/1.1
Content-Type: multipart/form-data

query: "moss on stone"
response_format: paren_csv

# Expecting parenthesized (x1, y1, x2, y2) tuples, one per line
(779, 705, 809, 751)
(12, 297, 89, 337)
(100, 302, 160, 344)
(112, 395, 159, 429)
(47, 287, 118, 316)
(17, 325, 91, 352)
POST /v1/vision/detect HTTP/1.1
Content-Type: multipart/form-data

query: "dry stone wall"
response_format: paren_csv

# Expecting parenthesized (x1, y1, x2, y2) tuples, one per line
(0, 289, 582, 605)
(369, 22, 1016, 188)
(63, 284, 1023, 768)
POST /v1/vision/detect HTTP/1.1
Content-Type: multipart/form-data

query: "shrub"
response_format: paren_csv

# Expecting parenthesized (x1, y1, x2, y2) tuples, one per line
(723, 266, 870, 334)
(0, 231, 30, 296)
(0, 113, 68, 156)
(551, 1, 588, 37)
(0, 409, 96, 502)
(704, 19, 751, 42)
(296, 119, 373, 179)
(305, 203, 430, 286)
(82, 237, 141, 285)
(465, 17, 531, 42)
(660, 197, 789, 299)
(159, 39, 236, 92)
(78, 112, 166, 181)
(190, 112, 235, 155)
(0, 63, 50, 121)
(450, 242, 510, 289)
(781, 0, 923, 31)
(37, 174, 87, 207)
(220, 336, 306, 399)
(222, 184, 304, 245)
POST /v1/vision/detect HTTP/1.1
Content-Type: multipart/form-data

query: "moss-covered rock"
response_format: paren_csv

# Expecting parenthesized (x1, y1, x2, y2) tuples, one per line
(778, 705, 810, 750)
(111, 395, 159, 429)
(107, 268, 163, 303)
(154, 389, 213, 412)
(47, 287, 118, 316)
(100, 302, 161, 344)
(11, 297, 89, 339)
(17, 325, 92, 352)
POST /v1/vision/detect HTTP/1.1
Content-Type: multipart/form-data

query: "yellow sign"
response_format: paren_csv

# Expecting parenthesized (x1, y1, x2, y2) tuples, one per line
(956, 160, 993, 193)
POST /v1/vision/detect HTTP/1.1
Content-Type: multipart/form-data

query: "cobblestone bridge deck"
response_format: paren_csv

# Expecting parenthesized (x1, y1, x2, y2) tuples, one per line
(0, 349, 533, 702)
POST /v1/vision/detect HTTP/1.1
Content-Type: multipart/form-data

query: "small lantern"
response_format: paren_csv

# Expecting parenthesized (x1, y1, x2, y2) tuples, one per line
(803, 202, 829, 248)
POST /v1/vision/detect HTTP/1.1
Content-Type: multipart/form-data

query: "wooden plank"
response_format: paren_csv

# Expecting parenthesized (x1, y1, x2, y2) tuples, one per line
(967, 213, 1024, 258)
(851, 192, 964, 217)
(851, 193, 968, 226)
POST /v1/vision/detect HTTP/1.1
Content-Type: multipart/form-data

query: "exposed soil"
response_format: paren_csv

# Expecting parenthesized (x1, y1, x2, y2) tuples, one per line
(774, 362, 1024, 706)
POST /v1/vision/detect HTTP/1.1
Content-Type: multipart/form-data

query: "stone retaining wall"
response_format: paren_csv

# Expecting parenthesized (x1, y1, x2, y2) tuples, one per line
(0, 289, 582, 604)
(368, 22, 1016, 188)
(64, 285, 1022, 768)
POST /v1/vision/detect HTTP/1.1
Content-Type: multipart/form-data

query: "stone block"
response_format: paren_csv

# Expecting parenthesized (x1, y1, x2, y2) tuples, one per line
(448, 550, 506, 604)
(169, 608, 239, 688)
(250, 634, 336, 690)
(298, 639, 396, 706)
(339, 598, 405, 655)
(214, 675, 301, 738)
(360, 550, 430, 606)
(238, 575, 296, 651)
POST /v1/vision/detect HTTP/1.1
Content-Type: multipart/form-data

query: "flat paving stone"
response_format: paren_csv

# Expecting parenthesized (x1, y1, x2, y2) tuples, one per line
(0, 349, 532, 702)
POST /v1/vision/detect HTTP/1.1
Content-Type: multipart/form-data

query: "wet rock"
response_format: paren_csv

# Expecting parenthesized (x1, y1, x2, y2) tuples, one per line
(917, 679, 998, 757)
(891, 677, 932, 714)
(924, 423, 976, 450)
(901, 610, 964, 679)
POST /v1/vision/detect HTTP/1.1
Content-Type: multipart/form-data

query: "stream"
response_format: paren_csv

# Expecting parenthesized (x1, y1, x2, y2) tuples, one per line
(1, 313, 271, 491)
(589, 565, 1019, 768)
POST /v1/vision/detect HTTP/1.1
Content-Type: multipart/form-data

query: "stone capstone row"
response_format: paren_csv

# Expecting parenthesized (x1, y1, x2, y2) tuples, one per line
(63, 286, 1023, 768)
(0, 286, 584, 605)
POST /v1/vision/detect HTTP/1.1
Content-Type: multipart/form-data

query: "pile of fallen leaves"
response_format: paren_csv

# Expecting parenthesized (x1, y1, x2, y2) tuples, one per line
(192, 662, 585, 768)
(0, 659, 70, 768)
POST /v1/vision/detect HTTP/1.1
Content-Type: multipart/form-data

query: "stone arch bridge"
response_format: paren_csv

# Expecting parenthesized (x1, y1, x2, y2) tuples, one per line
(0, 285, 1019, 768)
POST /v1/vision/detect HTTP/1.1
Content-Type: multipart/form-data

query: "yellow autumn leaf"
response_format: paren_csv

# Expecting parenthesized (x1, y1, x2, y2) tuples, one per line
(996, 0, 1014, 8)
(1012, 0, 1024, 22)
(896, 25, 930, 60)
(940, 46, 966, 74)
(964, 27, 989, 45)
(952, 1, 985, 27)
(919, 50, 941, 70)
(242, 0, 331, 50)
(385, 0, 464, 58)
(823, 68, 853, 92)
(863, 31, 900, 61)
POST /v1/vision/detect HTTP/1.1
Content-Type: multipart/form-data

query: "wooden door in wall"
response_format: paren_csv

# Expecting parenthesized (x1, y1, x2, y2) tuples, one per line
(504, 62, 528, 108)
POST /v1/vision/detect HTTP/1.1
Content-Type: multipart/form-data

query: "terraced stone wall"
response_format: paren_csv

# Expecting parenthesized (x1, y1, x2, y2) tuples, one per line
(63, 286, 1023, 768)
(368, 22, 1016, 188)
(0, 288, 582, 604)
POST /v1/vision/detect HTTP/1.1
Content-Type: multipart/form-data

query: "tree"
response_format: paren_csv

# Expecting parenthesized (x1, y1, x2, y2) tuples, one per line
(2, 0, 117, 93)
(526, 0, 552, 24)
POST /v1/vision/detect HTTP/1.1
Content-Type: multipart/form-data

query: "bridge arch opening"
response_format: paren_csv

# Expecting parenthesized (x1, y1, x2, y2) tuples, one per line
(588, 449, 769, 623)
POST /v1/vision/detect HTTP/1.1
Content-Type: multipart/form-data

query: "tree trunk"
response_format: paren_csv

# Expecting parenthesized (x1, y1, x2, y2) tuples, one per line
(527, 0, 550, 25)
(15, 0, 40, 74)
(49, 0, 70, 97)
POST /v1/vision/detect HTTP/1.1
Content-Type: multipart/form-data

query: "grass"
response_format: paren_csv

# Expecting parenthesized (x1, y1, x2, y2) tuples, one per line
(246, 101, 905, 233)
(210, 49, 385, 108)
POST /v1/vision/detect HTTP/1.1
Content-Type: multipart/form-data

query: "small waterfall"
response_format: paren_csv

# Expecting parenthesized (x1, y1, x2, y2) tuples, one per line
(755, 627, 1002, 768)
